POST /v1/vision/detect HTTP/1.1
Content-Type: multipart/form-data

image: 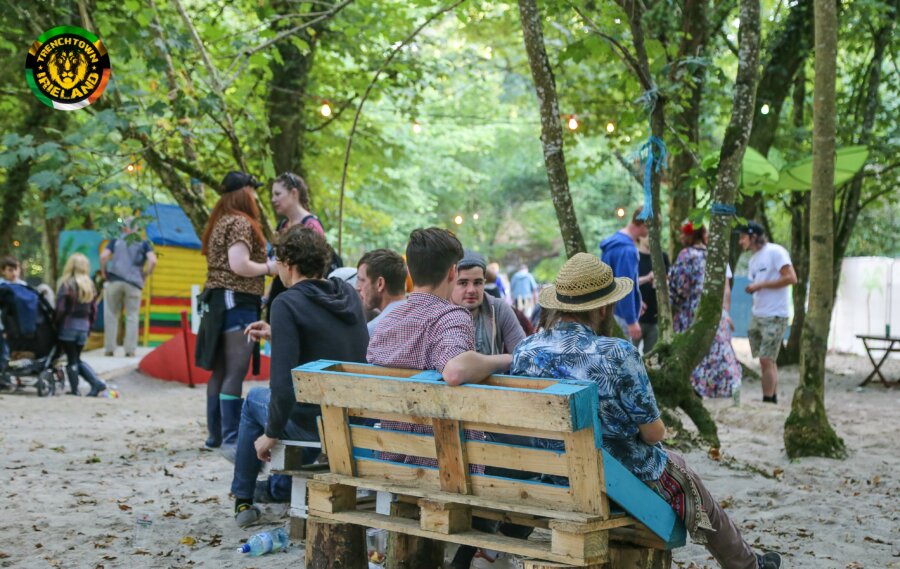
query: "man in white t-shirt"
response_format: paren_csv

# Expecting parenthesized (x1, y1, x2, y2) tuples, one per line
(738, 221, 798, 404)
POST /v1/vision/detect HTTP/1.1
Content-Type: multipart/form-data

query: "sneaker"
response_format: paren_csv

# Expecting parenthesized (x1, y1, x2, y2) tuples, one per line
(757, 551, 782, 569)
(125, 352, 136, 358)
(234, 503, 261, 528)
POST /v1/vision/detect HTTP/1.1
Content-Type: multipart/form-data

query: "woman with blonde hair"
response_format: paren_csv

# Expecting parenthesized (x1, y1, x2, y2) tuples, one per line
(56, 253, 106, 396)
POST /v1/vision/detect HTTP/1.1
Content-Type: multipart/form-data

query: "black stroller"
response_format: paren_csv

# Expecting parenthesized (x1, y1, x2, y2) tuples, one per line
(0, 282, 67, 396)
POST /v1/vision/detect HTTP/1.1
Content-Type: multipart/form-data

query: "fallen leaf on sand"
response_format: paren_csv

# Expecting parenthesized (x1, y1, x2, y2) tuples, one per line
(30, 441, 45, 451)
(0, 551, 8, 559)
(708, 447, 721, 461)
(772, 467, 784, 479)
(85, 456, 101, 464)
(846, 562, 864, 569)
(180, 536, 196, 546)
(50, 446, 65, 453)
(863, 536, 888, 545)
(118, 504, 131, 511)
(206, 535, 222, 547)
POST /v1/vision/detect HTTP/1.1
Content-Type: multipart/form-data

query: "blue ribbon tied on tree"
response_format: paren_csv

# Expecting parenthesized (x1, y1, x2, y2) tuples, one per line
(637, 135, 668, 221)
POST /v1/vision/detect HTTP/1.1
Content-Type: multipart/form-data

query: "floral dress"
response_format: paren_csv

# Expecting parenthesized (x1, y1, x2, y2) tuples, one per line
(668, 246, 741, 398)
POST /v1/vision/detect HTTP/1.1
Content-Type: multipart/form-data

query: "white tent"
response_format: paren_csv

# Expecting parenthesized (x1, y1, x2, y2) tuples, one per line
(828, 257, 900, 356)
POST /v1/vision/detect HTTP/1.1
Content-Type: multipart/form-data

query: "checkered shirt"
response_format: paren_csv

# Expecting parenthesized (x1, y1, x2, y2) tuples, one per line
(367, 292, 484, 471)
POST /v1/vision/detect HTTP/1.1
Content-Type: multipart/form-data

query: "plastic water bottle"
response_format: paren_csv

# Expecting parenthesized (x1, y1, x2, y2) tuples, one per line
(237, 527, 289, 556)
(732, 383, 741, 407)
(132, 512, 153, 549)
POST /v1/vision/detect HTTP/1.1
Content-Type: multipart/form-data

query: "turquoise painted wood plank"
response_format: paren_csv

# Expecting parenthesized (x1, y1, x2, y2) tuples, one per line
(601, 449, 686, 548)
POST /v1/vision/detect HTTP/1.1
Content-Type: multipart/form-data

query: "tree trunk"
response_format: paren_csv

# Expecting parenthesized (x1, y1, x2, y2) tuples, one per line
(0, 101, 56, 256)
(731, 0, 814, 267)
(778, 70, 809, 367)
(141, 146, 210, 237)
(517, 0, 586, 258)
(648, 0, 761, 448)
(783, 0, 845, 460)
(305, 518, 368, 569)
(667, 0, 708, 260)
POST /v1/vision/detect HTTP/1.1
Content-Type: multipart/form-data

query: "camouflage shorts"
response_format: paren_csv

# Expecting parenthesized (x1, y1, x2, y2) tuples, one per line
(748, 316, 789, 360)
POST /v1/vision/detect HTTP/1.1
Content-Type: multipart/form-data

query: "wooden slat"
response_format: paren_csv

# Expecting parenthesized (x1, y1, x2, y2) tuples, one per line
(293, 368, 590, 431)
(609, 526, 667, 550)
(481, 376, 558, 389)
(432, 419, 470, 494)
(563, 428, 609, 517)
(333, 362, 425, 378)
(315, 472, 593, 522)
(466, 441, 569, 477)
(355, 456, 573, 509)
(462, 421, 566, 443)
(350, 425, 437, 458)
(349, 409, 431, 426)
(307, 511, 603, 566)
(319, 405, 355, 476)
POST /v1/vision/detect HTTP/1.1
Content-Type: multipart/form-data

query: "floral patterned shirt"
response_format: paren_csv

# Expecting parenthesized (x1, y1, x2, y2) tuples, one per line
(510, 322, 667, 481)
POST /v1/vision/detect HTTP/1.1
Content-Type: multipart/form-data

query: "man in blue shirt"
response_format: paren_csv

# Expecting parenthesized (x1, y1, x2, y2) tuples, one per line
(600, 207, 647, 342)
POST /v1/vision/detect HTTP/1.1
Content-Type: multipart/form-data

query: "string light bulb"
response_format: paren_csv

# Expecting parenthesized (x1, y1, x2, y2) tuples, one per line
(412, 121, 422, 134)
(616, 207, 626, 218)
(126, 164, 135, 173)
(567, 116, 579, 131)
(320, 102, 332, 117)
(760, 104, 770, 115)
(606, 122, 615, 133)
(473, 213, 479, 221)
(12, 240, 20, 247)
(454, 215, 463, 225)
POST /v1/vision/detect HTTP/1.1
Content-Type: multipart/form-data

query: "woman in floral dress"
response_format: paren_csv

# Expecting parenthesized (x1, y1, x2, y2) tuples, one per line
(668, 222, 741, 398)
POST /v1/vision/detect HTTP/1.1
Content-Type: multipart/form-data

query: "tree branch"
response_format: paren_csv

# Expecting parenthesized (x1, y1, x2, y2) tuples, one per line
(336, 0, 467, 254)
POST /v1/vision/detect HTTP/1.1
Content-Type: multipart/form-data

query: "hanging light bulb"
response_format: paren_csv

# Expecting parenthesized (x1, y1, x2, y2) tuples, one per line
(606, 122, 615, 133)
(454, 215, 463, 225)
(472, 213, 479, 221)
(567, 116, 579, 131)
(320, 102, 332, 117)
(760, 103, 770, 115)
(412, 121, 422, 134)
(126, 163, 135, 173)
(616, 207, 626, 218)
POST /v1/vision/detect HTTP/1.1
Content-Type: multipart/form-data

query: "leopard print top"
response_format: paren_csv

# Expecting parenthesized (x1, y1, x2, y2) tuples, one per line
(204, 214, 266, 296)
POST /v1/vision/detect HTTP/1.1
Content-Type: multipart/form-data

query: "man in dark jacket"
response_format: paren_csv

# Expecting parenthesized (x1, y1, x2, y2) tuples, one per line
(600, 206, 647, 341)
(230, 225, 368, 528)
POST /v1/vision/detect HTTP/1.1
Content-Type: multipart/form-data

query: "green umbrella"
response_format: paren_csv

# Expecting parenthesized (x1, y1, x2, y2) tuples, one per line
(740, 147, 780, 189)
(777, 145, 869, 190)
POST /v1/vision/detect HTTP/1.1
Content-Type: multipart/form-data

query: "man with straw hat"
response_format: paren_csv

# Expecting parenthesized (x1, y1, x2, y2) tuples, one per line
(510, 253, 782, 569)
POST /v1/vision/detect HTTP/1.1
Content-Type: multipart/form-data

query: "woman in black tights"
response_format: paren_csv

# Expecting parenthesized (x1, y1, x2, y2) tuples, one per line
(55, 253, 106, 396)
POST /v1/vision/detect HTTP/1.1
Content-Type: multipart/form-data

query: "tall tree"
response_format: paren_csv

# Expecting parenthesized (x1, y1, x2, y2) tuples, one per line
(783, 0, 845, 459)
(517, 0, 585, 258)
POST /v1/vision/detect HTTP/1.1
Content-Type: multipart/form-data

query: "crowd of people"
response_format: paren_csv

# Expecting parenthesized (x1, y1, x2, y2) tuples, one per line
(187, 171, 790, 569)
(0, 169, 793, 569)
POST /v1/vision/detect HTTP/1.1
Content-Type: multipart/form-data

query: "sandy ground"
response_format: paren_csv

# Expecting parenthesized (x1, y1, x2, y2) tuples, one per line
(0, 341, 898, 569)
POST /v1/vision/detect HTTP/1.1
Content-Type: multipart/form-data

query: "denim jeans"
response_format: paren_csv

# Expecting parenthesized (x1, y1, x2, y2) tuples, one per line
(230, 387, 320, 500)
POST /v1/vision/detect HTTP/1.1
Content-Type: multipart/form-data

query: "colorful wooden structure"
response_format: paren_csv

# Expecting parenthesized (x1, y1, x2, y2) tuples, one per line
(293, 361, 685, 568)
(141, 204, 206, 347)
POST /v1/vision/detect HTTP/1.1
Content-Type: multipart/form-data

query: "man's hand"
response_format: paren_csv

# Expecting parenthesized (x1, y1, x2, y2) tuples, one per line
(255, 434, 277, 462)
(628, 322, 642, 341)
(745, 282, 761, 294)
(244, 321, 271, 342)
(640, 301, 648, 316)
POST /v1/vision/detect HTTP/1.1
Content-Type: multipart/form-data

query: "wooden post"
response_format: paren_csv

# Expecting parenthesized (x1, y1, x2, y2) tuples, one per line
(608, 544, 672, 569)
(385, 501, 444, 569)
(305, 516, 367, 569)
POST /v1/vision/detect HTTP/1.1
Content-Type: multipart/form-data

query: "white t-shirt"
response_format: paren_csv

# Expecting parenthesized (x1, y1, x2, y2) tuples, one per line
(747, 243, 793, 318)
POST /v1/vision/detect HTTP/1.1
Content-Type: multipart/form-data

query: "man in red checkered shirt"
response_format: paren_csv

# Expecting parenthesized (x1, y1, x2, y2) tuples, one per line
(367, 227, 512, 383)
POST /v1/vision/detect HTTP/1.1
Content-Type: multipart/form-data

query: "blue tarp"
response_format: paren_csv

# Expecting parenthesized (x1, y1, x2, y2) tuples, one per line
(145, 203, 201, 249)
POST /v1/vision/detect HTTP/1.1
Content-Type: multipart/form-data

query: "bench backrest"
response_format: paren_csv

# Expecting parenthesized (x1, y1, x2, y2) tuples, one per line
(293, 360, 684, 546)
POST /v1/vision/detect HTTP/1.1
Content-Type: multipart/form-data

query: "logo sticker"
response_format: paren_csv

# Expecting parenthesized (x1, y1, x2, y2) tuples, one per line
(25, 26, 111, 111)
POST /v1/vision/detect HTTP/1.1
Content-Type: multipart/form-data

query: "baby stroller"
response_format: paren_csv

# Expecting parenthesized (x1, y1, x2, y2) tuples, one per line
(0, 282, 67, 396)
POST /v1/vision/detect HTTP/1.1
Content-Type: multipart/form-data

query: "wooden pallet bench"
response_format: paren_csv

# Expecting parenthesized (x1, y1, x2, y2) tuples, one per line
(293, 360, 686, 568)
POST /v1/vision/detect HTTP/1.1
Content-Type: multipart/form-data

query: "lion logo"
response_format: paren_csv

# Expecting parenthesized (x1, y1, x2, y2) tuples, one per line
(47, 49, 88, 90)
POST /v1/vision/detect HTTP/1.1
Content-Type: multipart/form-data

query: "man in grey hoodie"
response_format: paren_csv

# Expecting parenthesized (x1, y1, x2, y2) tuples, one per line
(451, 250, 525, 356)
(600, 207, 648, 341)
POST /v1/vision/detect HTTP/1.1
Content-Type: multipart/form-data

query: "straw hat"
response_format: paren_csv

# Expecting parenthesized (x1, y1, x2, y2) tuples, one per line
(539, 253, 633, 312)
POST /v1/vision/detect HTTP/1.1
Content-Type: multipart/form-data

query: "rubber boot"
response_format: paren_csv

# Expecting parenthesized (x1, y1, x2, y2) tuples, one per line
(81, 362, 107, 397)
(66, 365, 81, 396)
(219, 397, 243, 463)
(205, 396, 222, 448)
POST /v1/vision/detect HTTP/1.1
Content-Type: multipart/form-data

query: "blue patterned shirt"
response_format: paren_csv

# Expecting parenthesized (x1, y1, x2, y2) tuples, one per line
(510, 322, 667, 481)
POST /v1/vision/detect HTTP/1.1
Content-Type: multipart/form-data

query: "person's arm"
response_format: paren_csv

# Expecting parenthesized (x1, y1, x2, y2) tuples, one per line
(723, 276, 732, 313)
(264, 299, 300, 439)
(144, 245, 158, 276)
(442, 351, 512, 386)
(99, 248, 112, 280)
(227, 242, 274, 278)
(639, 418, 666, 445)
(746, 264, 797, 293)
